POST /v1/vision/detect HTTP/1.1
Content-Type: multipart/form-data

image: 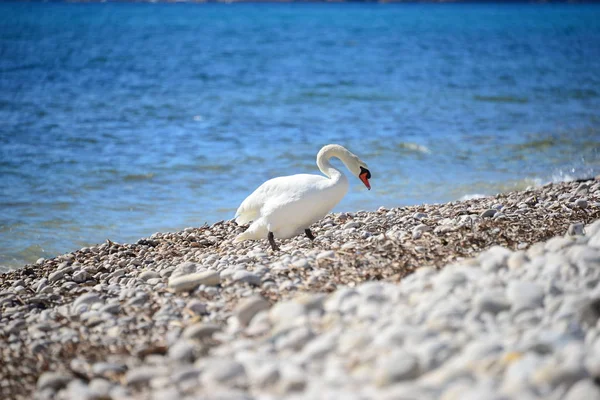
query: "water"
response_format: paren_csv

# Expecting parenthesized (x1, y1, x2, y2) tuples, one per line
(1, 3, 600, 270)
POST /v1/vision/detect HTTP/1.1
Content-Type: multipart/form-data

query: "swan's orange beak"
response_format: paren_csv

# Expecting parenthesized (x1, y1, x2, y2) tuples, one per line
(359, 168, 371, 190)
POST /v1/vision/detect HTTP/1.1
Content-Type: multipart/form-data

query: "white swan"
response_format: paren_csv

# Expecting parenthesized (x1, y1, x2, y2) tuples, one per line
(234, 144, 371, 250)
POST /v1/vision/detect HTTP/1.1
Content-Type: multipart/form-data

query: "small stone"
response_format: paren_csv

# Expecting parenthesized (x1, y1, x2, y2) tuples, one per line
(567, 223, 585, 236)
(575, 199, 588, 209)
(168, 271, 221, 293)
(375, 351, 420, 386)
(139, 270, 160, 281)
(343, 221, 361, 229)
(506, 282, 544, 311)
(564, 379, 600, 400)
(480, 209, 497, 218)
(292, 259, 309, 269)
(48, 270, 65, 283)
(72, 270, 90, 283)
(37, 372, 72, 391)
(168, 340, 199, 363)
(100, 303, 120, 314)
(73, 292, 102, 311)
(413, 212, 428, 220)
(183, 323, 221, 340)
(412, 224, 431, 240)
(316, 250, 335, 260)
(507, 251, 528, 270)
(88, 378, 113, 399)
(474, 292, 511, 314)
(201, 360, 246, 385)
(125, 366, 168, 386)
(236, 296, 271, 326)
(92, 362, 127, 377)
(186, 299, 207, 315)
(232, 270, 261, 286)
(578, 298, 600, 328)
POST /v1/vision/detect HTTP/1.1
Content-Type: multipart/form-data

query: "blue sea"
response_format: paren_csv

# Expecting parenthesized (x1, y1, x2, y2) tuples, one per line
(1, 2, 600, 270)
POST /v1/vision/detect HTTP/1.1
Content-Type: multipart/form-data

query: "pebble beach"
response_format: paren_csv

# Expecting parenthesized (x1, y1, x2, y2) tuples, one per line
(2, 178, 600, 399)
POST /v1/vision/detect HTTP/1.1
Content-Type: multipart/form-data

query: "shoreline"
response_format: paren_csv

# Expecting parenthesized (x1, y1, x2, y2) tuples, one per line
(1, 178, 600, 399)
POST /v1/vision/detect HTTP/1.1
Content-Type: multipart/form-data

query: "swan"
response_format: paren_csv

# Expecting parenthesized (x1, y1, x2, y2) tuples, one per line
(234, 144, 371, 251)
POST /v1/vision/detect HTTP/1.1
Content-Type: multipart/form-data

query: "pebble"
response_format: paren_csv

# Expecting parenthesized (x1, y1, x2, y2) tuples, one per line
(236, 296, 271, 326)
(375, 351, 420, 386)
(183, 322, 221, 340)
(480, 209, 497, 218)
(168, 271, 221, 292)
(506, 281, 545, 311)
(232, 270, 261, 286)
(48, 270, 65, 283)
(139, 270, 160, 281)
(37, 372, 72, 391)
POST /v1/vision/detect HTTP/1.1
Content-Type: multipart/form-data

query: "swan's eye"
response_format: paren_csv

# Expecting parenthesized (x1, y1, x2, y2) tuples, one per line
(360, 167, 371, 179)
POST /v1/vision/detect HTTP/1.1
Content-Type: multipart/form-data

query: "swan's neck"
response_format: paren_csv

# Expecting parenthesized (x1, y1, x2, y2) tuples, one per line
(316, 145, 355, 183)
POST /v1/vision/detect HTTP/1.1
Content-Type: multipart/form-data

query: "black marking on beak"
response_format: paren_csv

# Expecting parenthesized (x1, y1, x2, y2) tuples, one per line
(360, 166, 371, 179)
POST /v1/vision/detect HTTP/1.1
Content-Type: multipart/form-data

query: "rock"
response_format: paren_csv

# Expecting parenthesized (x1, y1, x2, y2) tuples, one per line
(168, 271, 221, 293)
(37, 372, 72, 391)
(413, 212, 428, 220)
(124, 366, 169, 386)
(412, 224, 431, 240)
(186, 299, 207, 315)
(168, 340, 199, 363)
(567, 223, 585, 236)
(72, 270, 90, 283)
(317, 250, 335, 260)
(183, 323, 221, 340)
(375, 351, 420, 386)
(478, 246, 511, 271)
(474, 291, 511, 314)
(236, 296, 271, 326)
(72, 292, 102, 312)
(201, 359, 246, 384)
(92, 362, 127, 377)
(343, 221, 361, 229)
(578, 298, 600, 328)
(507, 251, 529, 270)
(575, 199, 588, 209)
(139, 270, 160, 281)
(480, 209, 497, 218)
(506, 281, 544, 311)
(48, 270, 65, 283)
(232, 270, 261, 286)
(564, 379, 600, 400)
(292, 258, 309, 269)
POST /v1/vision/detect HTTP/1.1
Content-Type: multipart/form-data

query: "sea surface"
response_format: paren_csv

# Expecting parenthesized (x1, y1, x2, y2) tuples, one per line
(1, 2, 600, 270)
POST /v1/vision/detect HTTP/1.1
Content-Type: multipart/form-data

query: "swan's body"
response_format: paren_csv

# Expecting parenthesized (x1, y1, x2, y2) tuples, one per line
(234, 144, 371, 250)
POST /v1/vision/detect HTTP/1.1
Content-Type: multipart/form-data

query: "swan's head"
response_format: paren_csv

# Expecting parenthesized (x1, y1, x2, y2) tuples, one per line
(349, 157, 371, 190)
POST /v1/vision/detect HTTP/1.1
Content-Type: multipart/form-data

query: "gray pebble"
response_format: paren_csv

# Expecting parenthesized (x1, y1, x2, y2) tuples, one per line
(37, 372, 72, 391)
(375, 351, 420, 386)
(232, 270, 261, 286)
(183, 322, 221, 340)
(236, 295, 271, 326)
(168, 271, 221, 293)
(139, 270, 160, 281)
(480, 209, 497, 218)
(48, 270, 65, 283)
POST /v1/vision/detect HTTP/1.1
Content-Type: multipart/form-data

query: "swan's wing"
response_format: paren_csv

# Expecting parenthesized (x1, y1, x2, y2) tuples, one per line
(234, 174, 326, 225)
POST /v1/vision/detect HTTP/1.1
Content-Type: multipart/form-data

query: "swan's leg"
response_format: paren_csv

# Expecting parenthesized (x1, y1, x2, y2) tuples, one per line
(268, 232, 279, 251)
(304, 229, 315, 241)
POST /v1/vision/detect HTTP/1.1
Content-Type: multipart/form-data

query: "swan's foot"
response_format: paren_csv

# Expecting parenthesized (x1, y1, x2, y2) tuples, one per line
(304, 229, 315, 241)
(268, 232, 280, 251)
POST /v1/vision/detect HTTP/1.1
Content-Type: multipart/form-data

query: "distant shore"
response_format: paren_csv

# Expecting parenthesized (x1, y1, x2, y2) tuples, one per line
(1, 178, 599, 399)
